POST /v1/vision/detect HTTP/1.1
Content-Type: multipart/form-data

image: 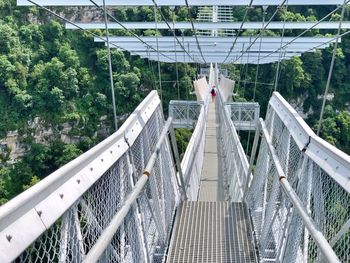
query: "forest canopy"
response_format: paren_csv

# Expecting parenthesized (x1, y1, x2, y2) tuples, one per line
(1, 1, 350, 204)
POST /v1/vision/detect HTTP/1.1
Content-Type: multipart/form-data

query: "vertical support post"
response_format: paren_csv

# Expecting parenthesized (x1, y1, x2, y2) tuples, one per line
(73, 207, 86, 261)
(186, 102, 190, 123)
(154, 6, 163, 103)
(243, 121, 261, 199)
(58, 213, 69, 263)
(238, 106, 242, 130)
(317, 0, 347, 135)
(102, 0, 118, 131)
(169, 125, 188, 200)
(171, 10, 180, 100)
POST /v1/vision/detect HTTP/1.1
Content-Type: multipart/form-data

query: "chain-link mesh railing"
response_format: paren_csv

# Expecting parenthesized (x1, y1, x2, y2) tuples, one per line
(174, 76, 209, 201)
(246, 92, 350, 262)
(0, 91, 181, 262)
(217, 88, 250, 202)
(219, 74, 235, 102)
(227, 102, 260, 131)
(180, 103, 207, 201)
(169, 100, 202, 129)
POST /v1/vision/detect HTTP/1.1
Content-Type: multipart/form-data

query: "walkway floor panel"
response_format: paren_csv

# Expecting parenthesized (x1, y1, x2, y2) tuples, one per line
(198, 101, 225, 201)
(166, 201, 258, 263)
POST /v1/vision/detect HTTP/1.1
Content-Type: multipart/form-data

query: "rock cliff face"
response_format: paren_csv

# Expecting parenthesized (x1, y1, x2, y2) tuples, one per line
(289, 94, 314, 120)
(0, 131, 25, 161)
(28, 6, 109, 24)
(0, 116, 110, 162)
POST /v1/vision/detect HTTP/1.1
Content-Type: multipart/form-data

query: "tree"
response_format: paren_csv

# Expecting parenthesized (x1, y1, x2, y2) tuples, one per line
(278, 57, 308, 98)
(115, 71, 142, 112)
(58, 43, 80, 69)
(175, 128, 193, 157)
(0, 167, 10, 205)
(22, 176, 40, 191)
(55, 144, 82, 167)
(0, 23, 18, 54)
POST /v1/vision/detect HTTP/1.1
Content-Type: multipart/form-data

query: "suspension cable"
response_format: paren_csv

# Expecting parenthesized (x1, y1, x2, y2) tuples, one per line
(251, 0, 350, 64)
(253, 6, 267, 101)
(246, 7, 267, 155)
(172, 12, 181, 100)
(89, 0, 176, 62)
(26, 0, 140, 133)
(102, 0, 118, 131)
(152, 1, 196, 63)
(181, 30, 190, 100)
(272, 48, 286, 94)
(242, 34, 253, 96)
(317, 0, 347, 136)
(241, 34, 252, 141)
(300, 25, 350, 55)
(146, 48, 157, 90)
(236, 42, 247, 95)
(222, 0, 254, 63)
(273, 3, 288, 92)
(231, 0, 288, 64)
(154, 6, 163, 104)
(26, 0, 129, 52)
(239, 79, 274, 86)
(184, 0, 207, 64)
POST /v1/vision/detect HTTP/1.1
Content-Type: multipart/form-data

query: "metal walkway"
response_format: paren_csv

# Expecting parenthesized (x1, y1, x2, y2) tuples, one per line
(166, 201, 258, 263)
(1, 68, 349, 262)
(198, 100, 225, 201)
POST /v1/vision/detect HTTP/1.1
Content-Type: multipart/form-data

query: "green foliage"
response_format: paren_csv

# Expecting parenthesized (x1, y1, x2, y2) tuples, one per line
(278, 57, 309, 98)
(0, 140, 85, 202)
(2, 3, 350, 205)
(56, 144, 83, 167)
(318, 110, 350, 153)
(0, 3, 199, 203)
(175, 128, 193, 158)
(22, 176, 40, 191)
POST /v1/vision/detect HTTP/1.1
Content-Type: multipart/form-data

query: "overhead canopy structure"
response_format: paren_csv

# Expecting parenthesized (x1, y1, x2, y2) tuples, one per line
(17, 0, 346, 6)
(66, 21, 350, 30)
(137, 54, 302, 64)
(22, 0, 346, 65)
(94, 36, 339, 64)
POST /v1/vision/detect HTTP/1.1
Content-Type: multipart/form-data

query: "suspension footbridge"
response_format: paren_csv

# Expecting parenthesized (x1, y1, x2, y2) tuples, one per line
(1, 1, 350, 262)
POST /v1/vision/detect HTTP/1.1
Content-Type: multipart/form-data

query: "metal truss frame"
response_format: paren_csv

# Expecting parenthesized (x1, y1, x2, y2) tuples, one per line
(18, 0, 346, 6)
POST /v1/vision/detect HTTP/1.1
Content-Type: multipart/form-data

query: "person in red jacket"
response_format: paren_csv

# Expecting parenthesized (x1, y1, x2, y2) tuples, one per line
(210, 85, 217, 102)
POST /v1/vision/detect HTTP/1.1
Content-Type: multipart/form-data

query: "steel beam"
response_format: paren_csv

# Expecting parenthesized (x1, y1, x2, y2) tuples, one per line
(107, 46, 327, 52)
(66, 21, 350, 30)
(145, 57, 294, 64)
(18, 0, 346, 6)
(95, 36, 338, 44)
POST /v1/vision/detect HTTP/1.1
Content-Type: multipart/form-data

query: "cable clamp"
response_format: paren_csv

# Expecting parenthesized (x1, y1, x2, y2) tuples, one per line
(301, 136, 311, 152)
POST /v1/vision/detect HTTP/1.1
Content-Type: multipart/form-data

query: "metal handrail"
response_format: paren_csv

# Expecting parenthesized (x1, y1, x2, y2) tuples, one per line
(269, 92, 350, 194)
(259, 118, 341, 263)
(217, 86, 250, 201)
(0, 91, 162, 262)
(83, 117, 174, 262)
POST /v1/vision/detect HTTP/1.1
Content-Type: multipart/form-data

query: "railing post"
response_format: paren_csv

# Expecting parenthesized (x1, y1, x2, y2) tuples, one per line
(243, 121, 261, 199)
(169, 124, 188, 200)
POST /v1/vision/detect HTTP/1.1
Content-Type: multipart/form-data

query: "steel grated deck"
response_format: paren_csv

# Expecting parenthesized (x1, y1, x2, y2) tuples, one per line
(166, 201, 258, 263)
